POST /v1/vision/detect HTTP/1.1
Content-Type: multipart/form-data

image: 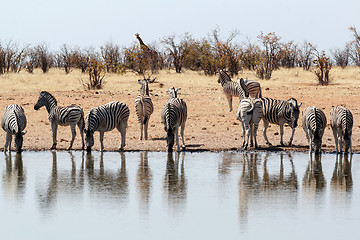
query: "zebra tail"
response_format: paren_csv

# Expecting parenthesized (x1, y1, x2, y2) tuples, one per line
(258, 87, 262, 98)
(13, 110, 20, 134)
(247, 100, 255, 114)
(165, 102, 171, 131)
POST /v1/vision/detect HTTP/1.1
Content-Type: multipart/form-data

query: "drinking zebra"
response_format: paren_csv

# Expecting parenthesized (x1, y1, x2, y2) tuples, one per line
(161, 88, 187, 152)
(260, 97, 302, 146)
(330, 106, 353, 154)
(84, 101, 130, 152)
(236, 98, 262, 150)
(135, 79, 154, 140)
(217, 70, 262, 112)
(302, 106, 327, 154)
(1, 104, 27, 153)
(34, 91, 85, 150)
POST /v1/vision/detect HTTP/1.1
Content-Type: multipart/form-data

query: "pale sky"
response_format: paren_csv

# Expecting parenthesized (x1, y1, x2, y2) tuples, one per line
(1, 0, 359, 51)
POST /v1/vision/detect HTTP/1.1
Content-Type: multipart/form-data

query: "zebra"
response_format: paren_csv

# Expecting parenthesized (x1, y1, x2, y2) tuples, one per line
(260, 97, 302, 146)
(161, 87, 187, 152)
(34, 91, 85, 150)
(302, 106, 327, 154)
(330, 105, 353, 154)
(217, 69, 262, 112)
(84, 101, 130, 152)
(236, 98, 262, 150)
(134, 79, 154, 140)
(1, 104, 27, 153)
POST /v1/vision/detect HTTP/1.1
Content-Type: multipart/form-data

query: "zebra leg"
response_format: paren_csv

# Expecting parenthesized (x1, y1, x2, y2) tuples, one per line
(262, 121, 272, 146)
(144, 117, 150, 140)
(139, 122, 143, 140)
(288, 126, 296, 147)
(4, 133, 12, 152)
(226, 94, 233, 112)
(68, 124, 77, 150)
(240, 121, 246, 148)
(243, 123, 250, 150)
(51, 122, 58, 149)
(249, 123, 254, 147)
(175, 126, 180, 152)
(332, 127, 339, 153)
(118, 122, 127, 151)
(253, 122, 259, 149)
(180, 122, 186, 150)
(99, 131, 105, 152)
(77, 120, 85, 150)
(338, 131, 343, 153)
(279, 124, 285, 146)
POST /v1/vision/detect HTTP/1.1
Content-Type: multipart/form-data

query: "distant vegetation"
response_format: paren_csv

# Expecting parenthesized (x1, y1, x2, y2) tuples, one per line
(1, 26, 360, 87)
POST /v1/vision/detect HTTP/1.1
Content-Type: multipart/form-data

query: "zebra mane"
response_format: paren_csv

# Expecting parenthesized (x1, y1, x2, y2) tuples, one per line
(40, 91, 57, 105)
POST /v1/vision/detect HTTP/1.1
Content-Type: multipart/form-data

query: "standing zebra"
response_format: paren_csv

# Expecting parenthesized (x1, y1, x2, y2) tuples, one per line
(236, 98, 262, 150)
(330, 106, 353, 154)
(135, 79, 154, 140)
(217, 70, 262, 112)
(302, 106, 327, 154)
(34, 91, 84, 150)
(161, 88, 187, 152)
(1, 104, 27, 153)
(84, 101, 130, 152)
(260, 97, 302, 146)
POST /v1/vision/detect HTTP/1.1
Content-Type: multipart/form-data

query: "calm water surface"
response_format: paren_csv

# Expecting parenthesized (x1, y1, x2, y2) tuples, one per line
(0, 151, 359, 240)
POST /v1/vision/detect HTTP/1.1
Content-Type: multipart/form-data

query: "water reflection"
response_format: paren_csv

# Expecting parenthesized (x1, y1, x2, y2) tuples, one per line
(2, 153, 26, 203)
(262, 152, 298, 191)
(331, 154, 353, 206)
(136, 151, 152, 215)
(85, 152, 129, 203)
(239, 153, 261, 224)
(239, 152, 298, 226)
(302, 154, 326, 208)
(163, 152, 187, 212)
(37, 151, 84, 214)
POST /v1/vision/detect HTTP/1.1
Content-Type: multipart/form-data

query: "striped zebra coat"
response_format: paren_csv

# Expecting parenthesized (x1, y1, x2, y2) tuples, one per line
(330, 106, 353, 154)
(135, 79, 154, 140)
(260, 97, 302, 146)
(34, 91, 85, 150)
(161, 88, 187, 152)
(302, 106, 327, 154)
(1, 104, 27, 153)
(236, 98, 262, 150)
(84, 101, 130, 152)
(217, 69, 262, 112)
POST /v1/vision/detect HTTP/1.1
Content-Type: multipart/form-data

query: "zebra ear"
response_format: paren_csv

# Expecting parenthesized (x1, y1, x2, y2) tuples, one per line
(298, 102, 302, 108)
(168, 88, 171, 93)
(175, 88, 179, 93)
(138, 80, 142, 84)
(22, 131, 27, 136)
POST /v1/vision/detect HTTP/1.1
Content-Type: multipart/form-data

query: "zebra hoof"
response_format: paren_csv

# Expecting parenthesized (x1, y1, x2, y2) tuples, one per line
(266, 142, 272, 146)
(243, 146, 248, 150)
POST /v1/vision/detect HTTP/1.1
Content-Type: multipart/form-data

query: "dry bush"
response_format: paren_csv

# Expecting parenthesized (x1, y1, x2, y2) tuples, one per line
(310, 44, 332, 85)
(81, 58, 106, 90)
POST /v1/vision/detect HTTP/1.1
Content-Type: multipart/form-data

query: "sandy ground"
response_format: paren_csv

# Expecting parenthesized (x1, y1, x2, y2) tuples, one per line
(0, 68, 359, 153)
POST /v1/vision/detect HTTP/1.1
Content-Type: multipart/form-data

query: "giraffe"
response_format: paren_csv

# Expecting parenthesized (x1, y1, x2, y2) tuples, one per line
(135, 33, 151, 52)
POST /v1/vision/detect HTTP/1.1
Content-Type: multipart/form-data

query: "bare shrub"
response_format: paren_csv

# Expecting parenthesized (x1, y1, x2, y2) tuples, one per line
(100, 41, 124, 73)
(310, 44, 332, 85)
(331, 46, 349, 68)
(161, 33, 193, 73)
(254, 32, 281, 80)
(34, 43, 52, 73)
(81, 57, 106, 90)
(348, 26, 360, 66)
(297, 41, 314, 71)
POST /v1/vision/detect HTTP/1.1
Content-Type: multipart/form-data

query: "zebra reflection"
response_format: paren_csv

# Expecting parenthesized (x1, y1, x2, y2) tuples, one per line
(136, 151, 152, 215)
(163, 152, 187, 212)
(2, 153, 26, 203)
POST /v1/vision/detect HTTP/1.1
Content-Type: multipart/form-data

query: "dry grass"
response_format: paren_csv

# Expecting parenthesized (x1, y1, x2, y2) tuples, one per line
(0, 67, 359, 152)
